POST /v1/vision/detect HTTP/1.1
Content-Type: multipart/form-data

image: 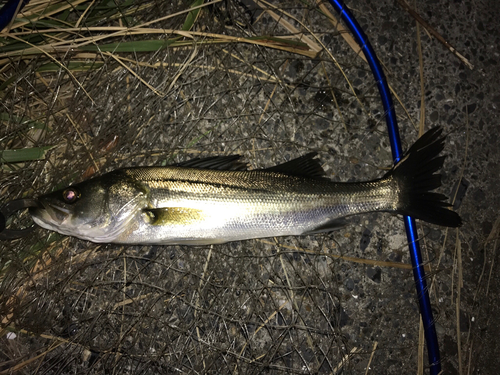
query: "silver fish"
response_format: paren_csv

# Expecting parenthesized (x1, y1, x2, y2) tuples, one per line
(30, 127, 461, 245)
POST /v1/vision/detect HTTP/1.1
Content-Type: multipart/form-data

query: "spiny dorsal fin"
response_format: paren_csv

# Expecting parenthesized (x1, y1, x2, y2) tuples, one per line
(175, 155, 248, 171)
(264, 152, 326, 178)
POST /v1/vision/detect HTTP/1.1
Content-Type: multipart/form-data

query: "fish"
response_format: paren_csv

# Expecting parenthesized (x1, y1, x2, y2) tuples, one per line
(29, 127, 461, 245)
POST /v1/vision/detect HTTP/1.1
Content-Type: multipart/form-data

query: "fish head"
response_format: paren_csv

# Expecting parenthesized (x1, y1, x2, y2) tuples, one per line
(30, 171, 149, 242)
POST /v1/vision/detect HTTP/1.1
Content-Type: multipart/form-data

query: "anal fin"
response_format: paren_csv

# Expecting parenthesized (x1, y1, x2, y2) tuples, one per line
(302, 218, 347, 235)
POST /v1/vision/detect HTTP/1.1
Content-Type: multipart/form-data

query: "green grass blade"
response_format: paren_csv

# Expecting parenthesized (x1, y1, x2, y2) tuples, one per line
(0, 35, 44, 53)
(0, 113, 47, 130)
(37, 61, 104, 72)
(0, 75, 18, 93)
(1, 146, 55, 163)
(78, 39, 176, 53)
(182, 0, 204, 31)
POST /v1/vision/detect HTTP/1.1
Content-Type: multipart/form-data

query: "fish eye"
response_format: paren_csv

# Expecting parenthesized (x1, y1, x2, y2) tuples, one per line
(62, 188, 80, 204)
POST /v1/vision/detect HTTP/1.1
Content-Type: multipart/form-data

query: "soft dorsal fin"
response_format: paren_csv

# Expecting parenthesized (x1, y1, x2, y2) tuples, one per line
(175, 155, 248, 171)
(264, 152, 326, 178)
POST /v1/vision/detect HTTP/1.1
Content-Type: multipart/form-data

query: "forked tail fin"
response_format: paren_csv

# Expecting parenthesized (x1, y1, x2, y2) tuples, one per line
(387, 127, 462, 227)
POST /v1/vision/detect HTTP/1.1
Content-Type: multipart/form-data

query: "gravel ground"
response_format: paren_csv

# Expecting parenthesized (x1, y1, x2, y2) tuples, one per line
(1, 1, 498, 374)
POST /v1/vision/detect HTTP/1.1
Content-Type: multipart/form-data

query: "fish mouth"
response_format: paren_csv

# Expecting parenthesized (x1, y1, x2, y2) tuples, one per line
(30, 200, 71, 225)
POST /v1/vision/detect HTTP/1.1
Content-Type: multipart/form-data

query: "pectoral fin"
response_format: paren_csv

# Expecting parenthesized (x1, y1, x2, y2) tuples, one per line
(143, 207, 205, 226)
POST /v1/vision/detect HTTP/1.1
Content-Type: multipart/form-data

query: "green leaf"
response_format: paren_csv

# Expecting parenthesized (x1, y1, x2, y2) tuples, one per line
(37, 61, 104, 72)
(0, 113, 47, 130)
(0, 34, 44, 53)
(0, 75, 18, 93)
(182, 0, 204, 31)
(0, 146, 55, 163)
(28, 232, 64, 254)
(13, 17, 69, 28)
(78, 39, 177, 53)
(248, 36, 309, 48)
(78, 1, 205, 53)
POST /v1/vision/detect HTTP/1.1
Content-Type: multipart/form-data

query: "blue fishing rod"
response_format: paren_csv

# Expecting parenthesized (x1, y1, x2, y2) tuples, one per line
(326, 0, 441, 373)
(0, 0, 29, 31)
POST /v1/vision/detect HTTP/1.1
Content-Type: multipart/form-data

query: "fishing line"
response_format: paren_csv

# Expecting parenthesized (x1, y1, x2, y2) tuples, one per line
(326, 1, 441, 373)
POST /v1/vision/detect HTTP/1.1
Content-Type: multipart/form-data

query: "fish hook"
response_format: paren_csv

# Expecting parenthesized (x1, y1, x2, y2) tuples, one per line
(0, 198, 39, 240)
